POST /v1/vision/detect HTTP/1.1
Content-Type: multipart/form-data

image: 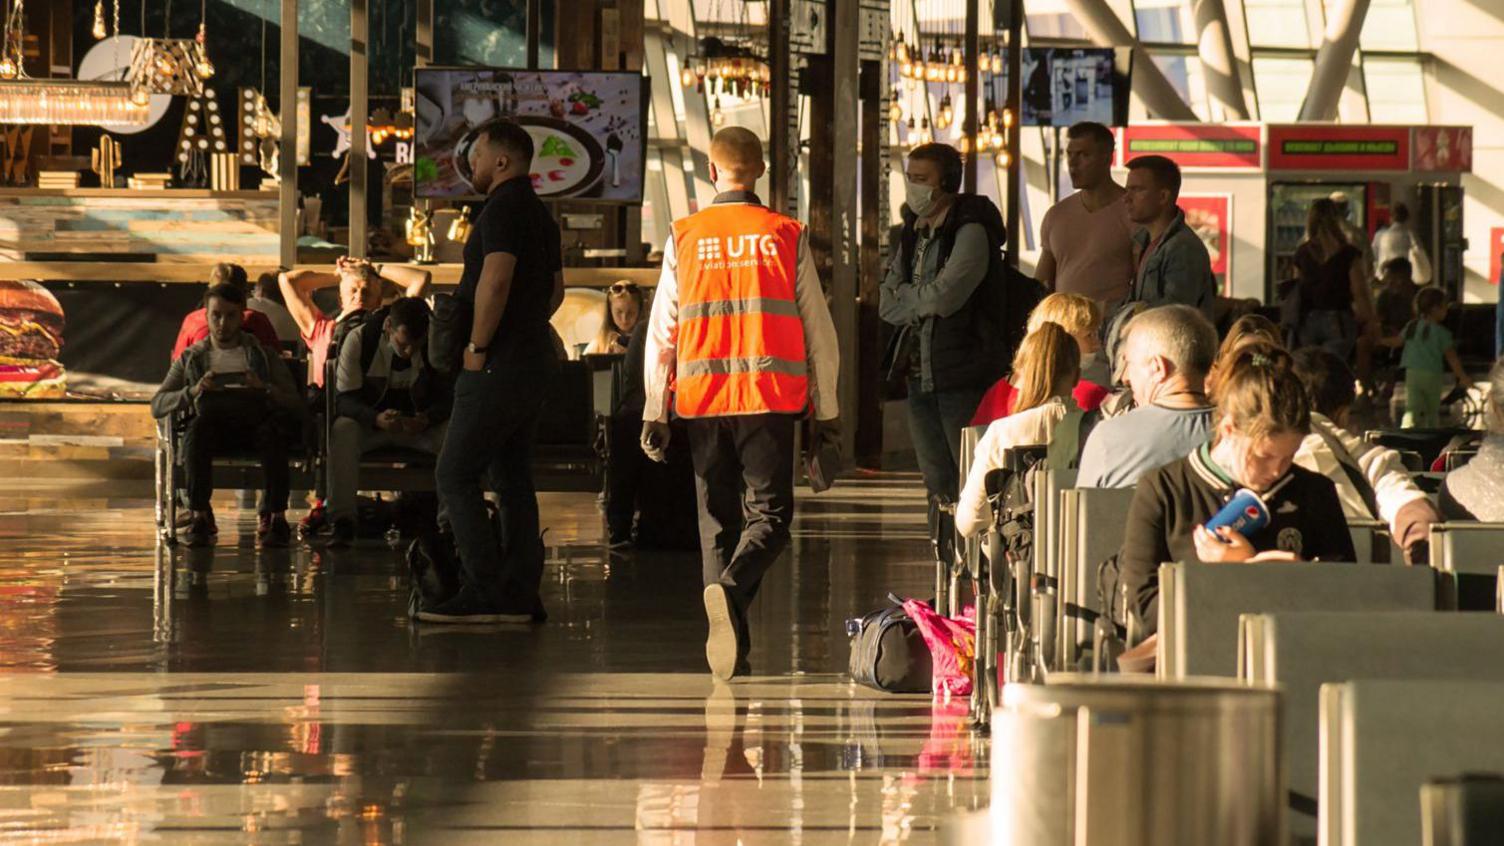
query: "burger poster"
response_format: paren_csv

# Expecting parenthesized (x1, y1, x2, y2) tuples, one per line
(0, 280, 65, 399)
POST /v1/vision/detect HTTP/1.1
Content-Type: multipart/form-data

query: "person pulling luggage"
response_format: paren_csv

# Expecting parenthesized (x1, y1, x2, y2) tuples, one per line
(641, 127, 841, 680)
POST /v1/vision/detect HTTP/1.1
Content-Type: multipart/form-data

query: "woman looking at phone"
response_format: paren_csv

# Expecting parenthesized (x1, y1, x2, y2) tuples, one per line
(585, 281, 645, 355)
(1116, 343, 1355, 634)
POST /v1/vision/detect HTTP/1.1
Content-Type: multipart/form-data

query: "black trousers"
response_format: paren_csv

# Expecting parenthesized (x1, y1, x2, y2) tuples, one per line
(182, 398, 291, 513)
(686, 413, 796, 612)
(605, 412, 646, 540)
(435, 353, 556, 604)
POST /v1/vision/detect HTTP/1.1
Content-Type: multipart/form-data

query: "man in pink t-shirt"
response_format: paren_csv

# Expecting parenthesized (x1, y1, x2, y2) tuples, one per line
(1036, 122, 1136, 306)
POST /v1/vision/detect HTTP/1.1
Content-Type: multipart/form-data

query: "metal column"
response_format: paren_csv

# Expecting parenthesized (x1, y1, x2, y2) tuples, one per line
(1192, 0, 1248, 119)
(1060, 0, 1199, 121)
(349, 0, 368, 258)
(1003, 0, 1022, 260)
(962, 0, 979, 191)
(279, 0, 298, 269)
(832, 0, 860, 459)
(768, 0, 795, 216)
(1298, 0, 1372, 122)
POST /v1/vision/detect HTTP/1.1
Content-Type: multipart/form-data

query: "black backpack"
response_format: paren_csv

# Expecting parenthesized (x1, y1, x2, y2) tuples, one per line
(848, 596, 932, 693)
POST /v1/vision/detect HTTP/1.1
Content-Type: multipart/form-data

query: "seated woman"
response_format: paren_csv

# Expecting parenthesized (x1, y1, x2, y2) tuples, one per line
(1440, 357, 1504, 521)
(1117, 344, 1356, 634)
(955, 322, 1080, 537)
(1290, 346, 1437, 564)
(584, 281, 645, 356)
(1206, 312, 1282, 402)
(970, 293, 1109, 426)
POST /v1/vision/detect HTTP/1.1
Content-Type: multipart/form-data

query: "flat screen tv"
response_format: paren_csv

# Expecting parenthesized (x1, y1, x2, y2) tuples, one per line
(1017, 48, 1128, 128)
(414, 67, 647, 202)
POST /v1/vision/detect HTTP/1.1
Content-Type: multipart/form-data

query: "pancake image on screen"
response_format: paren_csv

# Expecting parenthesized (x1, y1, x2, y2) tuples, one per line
(0, 280, 66, 399)
(522, 119, 603, 197)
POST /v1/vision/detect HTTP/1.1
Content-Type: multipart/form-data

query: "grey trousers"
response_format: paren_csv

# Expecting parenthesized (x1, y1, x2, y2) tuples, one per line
(328, 415, 447, 521)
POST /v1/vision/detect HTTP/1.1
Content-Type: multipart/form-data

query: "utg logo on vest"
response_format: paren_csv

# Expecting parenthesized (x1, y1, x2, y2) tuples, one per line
(694, 235, 780, 270)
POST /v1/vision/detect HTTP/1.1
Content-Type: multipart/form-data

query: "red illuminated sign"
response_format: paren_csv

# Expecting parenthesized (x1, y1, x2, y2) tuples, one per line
(1267, 125, 1410, 171)
(1121, 124, 1261, 169)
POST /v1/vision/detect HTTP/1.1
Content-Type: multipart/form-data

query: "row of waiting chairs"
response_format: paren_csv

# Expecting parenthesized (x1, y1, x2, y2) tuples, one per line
(154, 340, 607, 545)
(954, 425, 1504, 844)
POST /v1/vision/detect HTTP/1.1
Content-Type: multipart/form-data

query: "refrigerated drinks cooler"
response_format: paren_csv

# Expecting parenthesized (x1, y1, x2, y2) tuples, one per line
(1267, 182, 1367, 289)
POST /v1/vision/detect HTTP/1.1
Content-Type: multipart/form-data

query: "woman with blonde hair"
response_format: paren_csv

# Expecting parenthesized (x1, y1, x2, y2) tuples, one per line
(956, 322, 1081, 536)
(1291, 199, 1375, 363)
(584, 281, 646, 355)
(970, 293, 1110, 425)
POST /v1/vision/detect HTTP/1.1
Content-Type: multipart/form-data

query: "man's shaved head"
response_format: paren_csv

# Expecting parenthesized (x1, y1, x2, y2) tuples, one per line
(709, 127, 766, 186)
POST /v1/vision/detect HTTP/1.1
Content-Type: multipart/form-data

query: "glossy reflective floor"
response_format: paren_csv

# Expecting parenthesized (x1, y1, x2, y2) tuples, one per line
(0, 475, 987, 843)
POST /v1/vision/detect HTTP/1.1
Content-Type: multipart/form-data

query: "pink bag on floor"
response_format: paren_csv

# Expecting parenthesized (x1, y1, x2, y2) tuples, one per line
(901, 599, 976, 698)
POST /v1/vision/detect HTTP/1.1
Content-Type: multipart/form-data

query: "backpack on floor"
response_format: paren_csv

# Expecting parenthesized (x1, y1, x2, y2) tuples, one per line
(848, 595, 933, 693)
(406, 526, 463, 618)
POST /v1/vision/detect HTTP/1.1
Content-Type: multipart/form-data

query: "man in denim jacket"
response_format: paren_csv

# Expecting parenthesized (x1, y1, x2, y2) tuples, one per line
(1123, 155, 1216, 318)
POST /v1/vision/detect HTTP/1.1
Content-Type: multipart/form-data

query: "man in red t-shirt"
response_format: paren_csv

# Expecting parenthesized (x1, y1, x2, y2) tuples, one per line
(170, 263, 282, 360)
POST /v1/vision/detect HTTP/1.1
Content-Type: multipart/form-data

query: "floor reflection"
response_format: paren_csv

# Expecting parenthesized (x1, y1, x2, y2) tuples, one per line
(0, 476, 987, 842)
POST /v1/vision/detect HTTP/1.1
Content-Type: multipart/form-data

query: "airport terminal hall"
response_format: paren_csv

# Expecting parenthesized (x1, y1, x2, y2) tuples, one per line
(5, 0, 1504, 842)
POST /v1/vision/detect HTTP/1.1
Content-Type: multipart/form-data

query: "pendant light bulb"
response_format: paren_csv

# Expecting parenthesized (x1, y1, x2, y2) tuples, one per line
(92, 1, 108, 39)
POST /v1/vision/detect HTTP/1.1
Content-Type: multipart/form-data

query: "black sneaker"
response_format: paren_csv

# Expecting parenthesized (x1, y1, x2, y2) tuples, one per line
(415, 586, 532, 624)
(326, 517, 356, 548)
(257, 513, 291, 548)
(702, 584, 744, 681)
(184, 515, 215, 548)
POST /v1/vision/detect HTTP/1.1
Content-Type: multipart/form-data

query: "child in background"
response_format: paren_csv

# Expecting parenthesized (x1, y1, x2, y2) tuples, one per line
(1399, 287, 1472, 428)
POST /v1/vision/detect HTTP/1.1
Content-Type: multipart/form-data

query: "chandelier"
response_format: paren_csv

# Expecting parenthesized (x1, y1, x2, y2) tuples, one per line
(0, 0, 148, 127)
(678, 37, 770, 97)
(127, 38, 211, 100)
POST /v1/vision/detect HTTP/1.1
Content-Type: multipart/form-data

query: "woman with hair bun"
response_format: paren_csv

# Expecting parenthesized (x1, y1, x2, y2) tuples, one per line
(1116, 343, 1355, 634)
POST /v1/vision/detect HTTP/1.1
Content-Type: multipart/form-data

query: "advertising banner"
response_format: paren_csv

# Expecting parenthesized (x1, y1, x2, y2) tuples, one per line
(1121, 124, 1261, 169)
(1179, 194, 1232, 289)
(1267, 125, 1410, 171)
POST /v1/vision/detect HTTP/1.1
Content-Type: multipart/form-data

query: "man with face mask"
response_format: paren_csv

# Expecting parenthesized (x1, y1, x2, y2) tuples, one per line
(641, 126, 841, 680)
(879, 143, 1009, 531)
(326, 298, 452, 546)
(1075, 305, 1219, 489)
(421, 119, 565, 624)
(1036, 122, 1134, 306)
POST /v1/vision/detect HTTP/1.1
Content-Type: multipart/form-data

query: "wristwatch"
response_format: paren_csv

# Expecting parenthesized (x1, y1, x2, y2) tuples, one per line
(466, 342, 488, 355)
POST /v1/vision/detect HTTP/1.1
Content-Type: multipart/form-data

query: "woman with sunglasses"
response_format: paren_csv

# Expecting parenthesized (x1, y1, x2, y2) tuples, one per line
(586, 281, 646, 356)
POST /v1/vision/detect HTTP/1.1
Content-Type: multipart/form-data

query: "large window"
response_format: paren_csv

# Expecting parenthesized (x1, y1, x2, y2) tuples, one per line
(1360, 0, 1419, 50)
(1253, 56, 1315, 121)
(1244, 0, 1311, 48)
(1364, 56, 1428, 123)
(1151, 53, 1211, 119)
(1136, 0, 1196, 45)
(1024, 0, 1089, 40)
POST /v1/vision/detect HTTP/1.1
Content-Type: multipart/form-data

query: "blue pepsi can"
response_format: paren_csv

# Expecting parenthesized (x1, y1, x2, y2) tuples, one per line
(1204, 488, 1271, 538)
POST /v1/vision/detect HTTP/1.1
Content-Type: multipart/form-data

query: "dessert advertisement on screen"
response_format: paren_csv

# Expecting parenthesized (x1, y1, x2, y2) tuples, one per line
(414, 68, 646, 202)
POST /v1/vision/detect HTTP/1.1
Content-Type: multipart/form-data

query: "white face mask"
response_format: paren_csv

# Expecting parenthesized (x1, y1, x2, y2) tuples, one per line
(905, 181, 938, 218)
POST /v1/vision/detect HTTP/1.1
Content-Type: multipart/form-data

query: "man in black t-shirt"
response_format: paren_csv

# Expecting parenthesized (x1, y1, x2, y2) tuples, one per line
(422, 119, 565, 624)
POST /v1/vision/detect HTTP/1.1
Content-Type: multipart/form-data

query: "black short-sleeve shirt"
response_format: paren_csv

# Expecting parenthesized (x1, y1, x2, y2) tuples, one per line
(457, 175, 562, 357)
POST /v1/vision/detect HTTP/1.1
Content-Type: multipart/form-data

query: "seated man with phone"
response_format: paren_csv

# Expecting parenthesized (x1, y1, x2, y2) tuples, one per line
(326, 298, 452, 546)
(152, 283, 303, 547)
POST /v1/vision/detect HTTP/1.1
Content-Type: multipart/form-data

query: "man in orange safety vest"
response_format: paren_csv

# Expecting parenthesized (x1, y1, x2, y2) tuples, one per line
(641, 126, 841, 681)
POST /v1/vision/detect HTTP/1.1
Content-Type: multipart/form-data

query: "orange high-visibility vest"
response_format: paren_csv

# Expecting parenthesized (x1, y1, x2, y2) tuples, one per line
(670, 203, 808, 418)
